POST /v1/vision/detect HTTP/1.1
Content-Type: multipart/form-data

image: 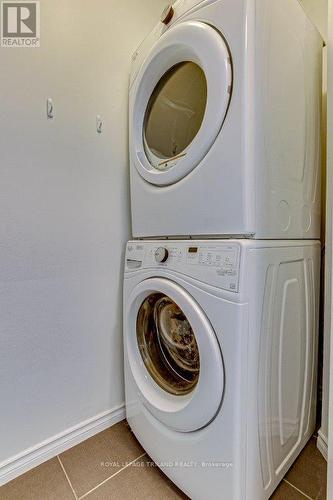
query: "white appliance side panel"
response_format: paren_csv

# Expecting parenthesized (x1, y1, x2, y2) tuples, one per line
(244, 243, 320, 500)
(254, 0, 323, 239)
(270, 260, 307, 471)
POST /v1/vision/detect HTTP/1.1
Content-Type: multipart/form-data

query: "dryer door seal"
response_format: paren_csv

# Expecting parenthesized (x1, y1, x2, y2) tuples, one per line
(125, 278, 224, 432)
(130, 21, 232, 186)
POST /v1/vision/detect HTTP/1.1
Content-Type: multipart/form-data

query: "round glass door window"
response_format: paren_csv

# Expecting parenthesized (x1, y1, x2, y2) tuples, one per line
(137, 293, 200, 396)
(144, 62, 207, 169)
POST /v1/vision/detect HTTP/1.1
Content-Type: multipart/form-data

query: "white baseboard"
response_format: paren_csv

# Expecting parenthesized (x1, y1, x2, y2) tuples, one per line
(0, 404, 126, 486)
(317, 429, 328, 461)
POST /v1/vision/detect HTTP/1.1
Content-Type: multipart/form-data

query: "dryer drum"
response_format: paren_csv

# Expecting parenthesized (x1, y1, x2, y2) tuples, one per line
(144, 61, 207, 168)
(136, 293, 200, 396)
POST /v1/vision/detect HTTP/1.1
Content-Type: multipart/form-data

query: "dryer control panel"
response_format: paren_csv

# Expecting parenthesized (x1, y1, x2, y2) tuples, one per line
(125, 241, 241, 293)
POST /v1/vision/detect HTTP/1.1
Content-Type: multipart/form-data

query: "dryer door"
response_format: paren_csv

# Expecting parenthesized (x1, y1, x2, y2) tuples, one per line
(125, 278, 224, 432)
(130, 21, 232, 186)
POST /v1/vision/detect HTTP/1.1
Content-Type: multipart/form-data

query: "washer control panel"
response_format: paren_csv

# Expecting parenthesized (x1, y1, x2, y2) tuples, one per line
(187, 245, 237, 268)
(185, 245, 240, 291)
(125, 241, 241, 293)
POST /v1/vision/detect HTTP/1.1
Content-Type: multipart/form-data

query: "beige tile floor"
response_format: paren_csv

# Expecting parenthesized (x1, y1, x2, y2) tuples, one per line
(0, 421, 326, 500)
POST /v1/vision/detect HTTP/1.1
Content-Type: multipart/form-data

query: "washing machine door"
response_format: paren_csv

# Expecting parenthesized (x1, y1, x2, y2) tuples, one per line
(125, 278, 224, 432)
(130, 21, 232, 186)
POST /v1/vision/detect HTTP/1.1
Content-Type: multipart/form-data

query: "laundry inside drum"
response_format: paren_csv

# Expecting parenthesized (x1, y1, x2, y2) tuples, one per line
(136, 293, 200, 395)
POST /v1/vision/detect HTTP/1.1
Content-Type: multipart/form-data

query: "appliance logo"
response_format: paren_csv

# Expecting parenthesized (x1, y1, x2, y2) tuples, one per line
(1, 1, 40, 47)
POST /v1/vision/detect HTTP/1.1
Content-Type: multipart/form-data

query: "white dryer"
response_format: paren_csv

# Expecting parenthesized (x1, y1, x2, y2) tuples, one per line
(129, 0, 323, 239)
(123, 239, 320, 500)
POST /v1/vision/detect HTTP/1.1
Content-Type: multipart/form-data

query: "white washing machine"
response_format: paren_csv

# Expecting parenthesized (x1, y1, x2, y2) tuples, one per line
(123, 239, 320, 499)
(129, 0, 323, 239)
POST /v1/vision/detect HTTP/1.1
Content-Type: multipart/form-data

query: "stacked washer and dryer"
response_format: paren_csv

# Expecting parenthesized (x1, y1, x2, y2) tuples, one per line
(123, 0, 323, 499)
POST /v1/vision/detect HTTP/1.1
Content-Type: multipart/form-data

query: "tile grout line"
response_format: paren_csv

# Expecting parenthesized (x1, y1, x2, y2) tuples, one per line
(283, 478, 314, 500)
(78, 452, 147, 500)
(57, 455, 79, 500)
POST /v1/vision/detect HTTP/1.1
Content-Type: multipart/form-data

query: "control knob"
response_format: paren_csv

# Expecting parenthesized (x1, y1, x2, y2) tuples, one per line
(155, 247, 169, 263)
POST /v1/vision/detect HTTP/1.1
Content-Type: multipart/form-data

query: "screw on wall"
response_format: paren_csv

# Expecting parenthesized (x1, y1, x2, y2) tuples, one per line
(96, 115, 103, 134)
(46, 98, 54, 119)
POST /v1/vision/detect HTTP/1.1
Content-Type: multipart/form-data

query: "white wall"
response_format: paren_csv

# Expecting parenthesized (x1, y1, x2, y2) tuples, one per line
(0, 0, 167, 483)
(328, 0, 333, 494)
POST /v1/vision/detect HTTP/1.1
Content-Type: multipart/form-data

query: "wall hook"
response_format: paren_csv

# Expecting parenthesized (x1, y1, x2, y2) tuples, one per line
(96, 115, 103, 134)
(46, 98, 54, 119)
